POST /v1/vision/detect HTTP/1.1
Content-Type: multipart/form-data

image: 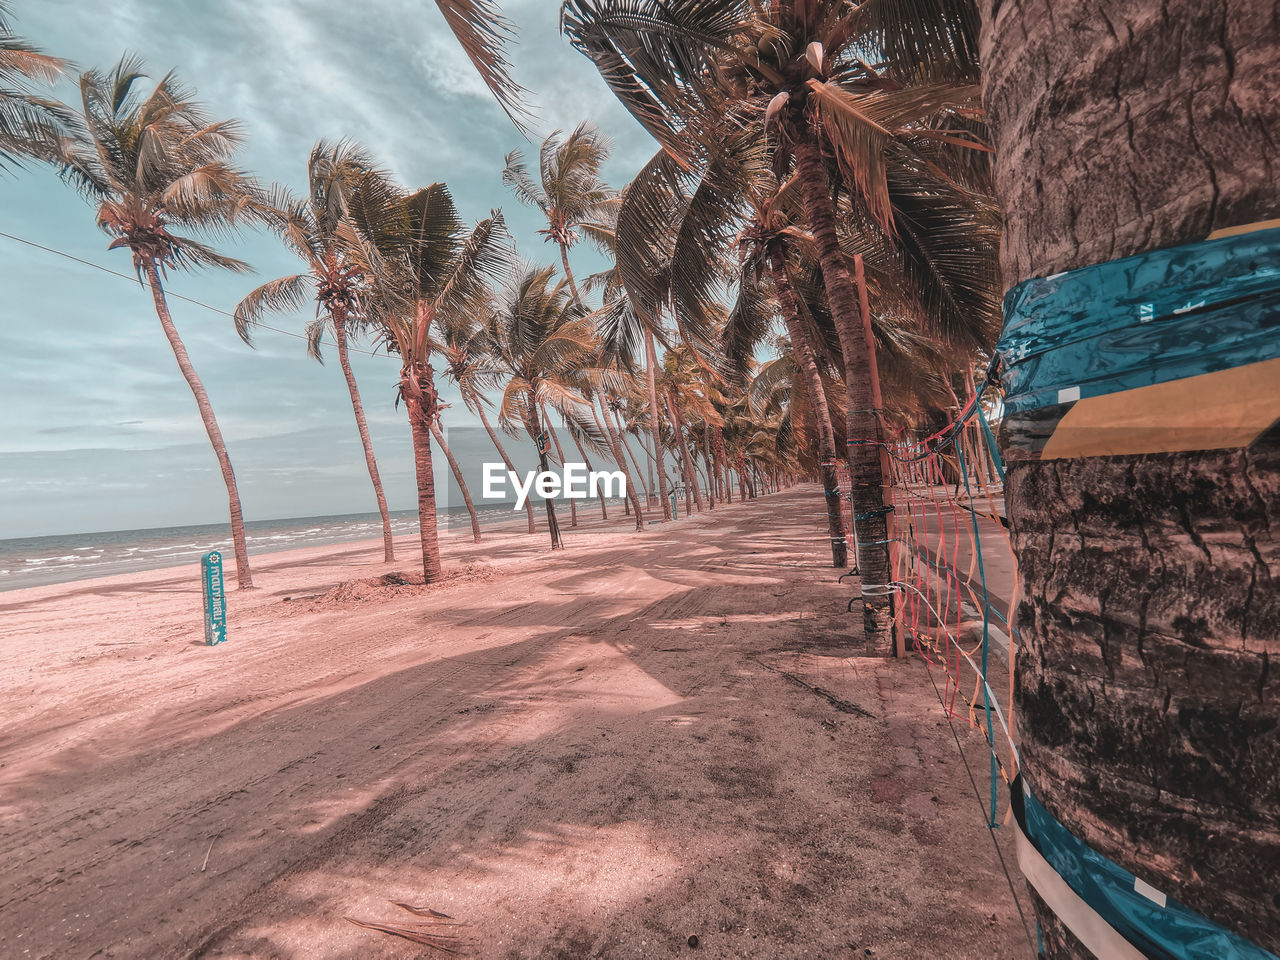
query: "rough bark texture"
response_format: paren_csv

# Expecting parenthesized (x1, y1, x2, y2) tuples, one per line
(477, 405, 536, 534)
(405, 391, 442, 584)
(332, 315, 394, 562)
(980, 1, 1280, 952)
(794, 138, 892, 653)
(430, 421, 481, 544)
(773, 252, 849, 568)
(643, 330, 672, 520)
(1007, 440, 1280, 951)
(146, 266, 253, 589)
(980, 0, 1280, 281)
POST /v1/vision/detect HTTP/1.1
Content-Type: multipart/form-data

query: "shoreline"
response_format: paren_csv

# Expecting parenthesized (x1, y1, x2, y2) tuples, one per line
(0, 495, 640, 594)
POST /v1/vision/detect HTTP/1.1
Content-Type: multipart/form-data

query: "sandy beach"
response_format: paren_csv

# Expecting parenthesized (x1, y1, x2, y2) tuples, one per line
(1, 486, 1027, 959)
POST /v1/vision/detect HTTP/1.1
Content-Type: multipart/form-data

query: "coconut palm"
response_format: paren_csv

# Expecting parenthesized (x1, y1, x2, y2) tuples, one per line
(563, 0, 992, 650)
(350, 181, 509, 582)
(978, 3, 1280, 954)
(488, 266, 612, 550)
(0, 2, 71, 166)
(58, 57, 265, 588)
(430, 409, 482, 543)
(441, 334, 538, 535)
(502, 123, 614, 303)
(234, 140, 398, 562)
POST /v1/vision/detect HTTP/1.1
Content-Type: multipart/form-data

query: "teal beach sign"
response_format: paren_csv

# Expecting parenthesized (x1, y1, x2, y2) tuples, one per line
(201, 550, 227, 645)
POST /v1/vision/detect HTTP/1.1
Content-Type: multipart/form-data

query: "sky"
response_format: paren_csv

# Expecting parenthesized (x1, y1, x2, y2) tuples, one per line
(0, 0, 660, 539)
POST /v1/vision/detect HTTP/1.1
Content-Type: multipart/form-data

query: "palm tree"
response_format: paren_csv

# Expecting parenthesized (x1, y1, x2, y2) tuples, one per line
(563, 0, 992, 650)
(502, 123, 613, 302)
(351, 182, 508, 583)
(979, 4, 1280, 954)
(430, 412, 482, 543)
(487, 266, 611, 550)
(0, 2, 71, 166)
(441, 337, 537, 534)
(234, 140, 398, 562)
(578, 193, 675, 520)
(59, 58, 264, 589)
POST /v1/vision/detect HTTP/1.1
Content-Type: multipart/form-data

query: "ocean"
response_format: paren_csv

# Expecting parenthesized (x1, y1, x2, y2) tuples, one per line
(0, 505, 511, 592)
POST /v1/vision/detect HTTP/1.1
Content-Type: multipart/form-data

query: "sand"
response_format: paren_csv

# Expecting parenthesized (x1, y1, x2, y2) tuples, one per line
(0, 486, 1030, 959)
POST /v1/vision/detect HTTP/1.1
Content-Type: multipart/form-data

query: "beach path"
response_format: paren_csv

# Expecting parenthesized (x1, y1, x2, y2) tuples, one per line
(0, 485, 1027, 959)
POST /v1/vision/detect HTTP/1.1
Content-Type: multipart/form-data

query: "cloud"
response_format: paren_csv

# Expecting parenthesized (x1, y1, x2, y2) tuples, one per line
(0, 0, 652, 537)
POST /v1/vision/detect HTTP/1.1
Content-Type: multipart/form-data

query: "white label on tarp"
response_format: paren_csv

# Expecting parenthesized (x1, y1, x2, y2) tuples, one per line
(1058, 385, 1082, 404)
(1134, 877, 1168, 908)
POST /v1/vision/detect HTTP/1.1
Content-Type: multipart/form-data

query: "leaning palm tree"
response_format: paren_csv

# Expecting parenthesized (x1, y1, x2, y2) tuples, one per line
(563, 0, 992, 650)
(234, 140, 398, 562)
(441, 332, 537, 535)
(0, 2, 71, 166)
(488, 265, 611, 551)
(59, 57, 264, 588)
(502, 123, 614, 302)
(351, 182, 509, 583)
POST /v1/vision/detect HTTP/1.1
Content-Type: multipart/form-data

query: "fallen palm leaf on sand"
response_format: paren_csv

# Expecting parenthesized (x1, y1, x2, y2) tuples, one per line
(345, 901, 469, 954)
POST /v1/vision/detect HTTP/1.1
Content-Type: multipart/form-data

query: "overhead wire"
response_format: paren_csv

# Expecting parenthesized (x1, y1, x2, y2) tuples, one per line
(0, 229, 394, 360)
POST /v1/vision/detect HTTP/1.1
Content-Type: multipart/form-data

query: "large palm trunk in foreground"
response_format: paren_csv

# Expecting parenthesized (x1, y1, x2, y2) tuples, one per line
(980, 1, 1280, 953)
(772, 252, 848, 568)
(332, 313, 394, 562)
(430, 421, 481, 543)
(146, 266, 253, 589)
(794, 140, 892, 651)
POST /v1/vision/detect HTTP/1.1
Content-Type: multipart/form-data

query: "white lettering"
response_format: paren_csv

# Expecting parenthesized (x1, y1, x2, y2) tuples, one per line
(536, 471, 561, 498)
(483, 463, 628, 510)
(483, 462, 506, 500)
(590, 470, 627, 499)
(563, 462, 587, 497)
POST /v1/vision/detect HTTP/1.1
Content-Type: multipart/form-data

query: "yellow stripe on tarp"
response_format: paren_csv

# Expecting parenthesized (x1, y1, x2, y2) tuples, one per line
(1040, 356, 1280, 460)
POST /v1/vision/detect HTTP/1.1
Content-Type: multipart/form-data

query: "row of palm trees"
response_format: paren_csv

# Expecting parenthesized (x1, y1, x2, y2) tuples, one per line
(2, 7, 802, 595)
(433, 2, 1280, 955)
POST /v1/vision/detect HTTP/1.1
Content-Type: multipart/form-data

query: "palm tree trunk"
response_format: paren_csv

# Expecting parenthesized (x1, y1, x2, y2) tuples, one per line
(477, 404, 535, 534)
(331, 312, 394, 562)
(643, 329, 672, 519)
(611, 407, 651, 502)
(542, 410, 577, 528)
(559, 243, 582, 303)
(525, 402, 563, 550)
(714, 431, 731, 503)
(981, 2, 1280, 953)
(772, 251, 848, 568)
(566, 418, 608, 520)
(144, 264, 253, 589)
(794, 137, 893, 654)
(595, 395, 644, 530)
(429, 421, 481, 543)
(403, 385, 443, 583)
(665, 390, 703, 513)
(701, 427, 715, 509)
